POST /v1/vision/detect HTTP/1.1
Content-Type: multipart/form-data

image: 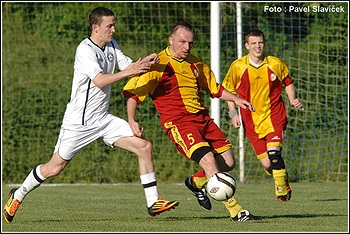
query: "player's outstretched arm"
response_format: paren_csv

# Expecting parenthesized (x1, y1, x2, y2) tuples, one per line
(220, 89, 255, 112)
(93, 59, 151, 89)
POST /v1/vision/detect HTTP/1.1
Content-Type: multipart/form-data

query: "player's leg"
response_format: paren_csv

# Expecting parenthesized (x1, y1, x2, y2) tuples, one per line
(216, 150, 261, 222)
(215, 150, 243, 218)
(114, 136, 179, 216)
(265, 129, 291, 202)
(203, 120, 241, 217)
(108, 115, 178, 216)
(3, 152, 69, 223)
(184, 169, 212, 210)
(179, 143, 216, 210)
(206, 119, 261, 221)
(267, 148, 291, 201)
(164, 119, 214, 210)
(255, 132, 291, 201)
(259, 156, 273, 176)
(3, 125, 89, 224)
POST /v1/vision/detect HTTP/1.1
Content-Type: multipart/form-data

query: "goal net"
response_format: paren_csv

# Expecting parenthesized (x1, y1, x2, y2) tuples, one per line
(2, 2, 348, 184)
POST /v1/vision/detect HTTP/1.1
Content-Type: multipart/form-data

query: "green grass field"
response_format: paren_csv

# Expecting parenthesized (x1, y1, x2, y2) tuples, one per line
(2, 182, 348, 232)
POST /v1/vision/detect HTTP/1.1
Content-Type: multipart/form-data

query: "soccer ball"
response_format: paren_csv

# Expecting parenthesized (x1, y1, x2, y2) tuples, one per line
(206, 172, 236, 201)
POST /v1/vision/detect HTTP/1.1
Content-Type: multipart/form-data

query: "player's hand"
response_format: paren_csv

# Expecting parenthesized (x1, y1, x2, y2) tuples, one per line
(291, 98, 304, 111)
(131, 58, 151, 76)
(129, 120, 144, 137)
(234, 97, 256, 112)
(231, 115, 241, 128)
(144, 53, 160, 65)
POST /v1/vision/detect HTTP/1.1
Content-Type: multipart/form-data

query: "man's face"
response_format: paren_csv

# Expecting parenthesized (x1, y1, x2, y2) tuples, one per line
(168, 28, 194, 59)
(94, 16, 116, 43)
(245, 36, 265, 59)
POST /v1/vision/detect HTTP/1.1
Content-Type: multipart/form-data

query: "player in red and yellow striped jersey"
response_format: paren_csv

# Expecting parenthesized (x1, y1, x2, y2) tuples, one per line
(123, 21, 260, 222)
(222, 29, 304, 202)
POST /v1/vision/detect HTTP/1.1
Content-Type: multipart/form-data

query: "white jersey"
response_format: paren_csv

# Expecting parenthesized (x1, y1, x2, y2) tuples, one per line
(62, 38, 132, 126)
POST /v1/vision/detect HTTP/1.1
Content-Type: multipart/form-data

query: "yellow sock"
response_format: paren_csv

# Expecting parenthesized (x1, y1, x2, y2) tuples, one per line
(222, 195, 243, 217)
(272, 169, 288, 196)
(192, 176, 208, 189)
(191, 170, 208, 189)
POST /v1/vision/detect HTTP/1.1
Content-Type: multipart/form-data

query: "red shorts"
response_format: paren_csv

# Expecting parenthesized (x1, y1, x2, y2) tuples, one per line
(247, 129, 284, 159)
(162, 113, 231, 160)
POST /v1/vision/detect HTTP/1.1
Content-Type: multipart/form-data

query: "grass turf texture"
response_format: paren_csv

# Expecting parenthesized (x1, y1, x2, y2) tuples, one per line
(2, 182, 348, 232)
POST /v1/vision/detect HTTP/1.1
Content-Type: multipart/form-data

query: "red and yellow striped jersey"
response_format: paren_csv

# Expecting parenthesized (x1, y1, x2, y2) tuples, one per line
(123, 47, 224, 125)
(222, 54, 293, 139)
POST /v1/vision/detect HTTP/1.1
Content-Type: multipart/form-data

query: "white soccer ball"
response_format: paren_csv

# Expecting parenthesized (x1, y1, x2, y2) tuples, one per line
(206, 172, 236, 201)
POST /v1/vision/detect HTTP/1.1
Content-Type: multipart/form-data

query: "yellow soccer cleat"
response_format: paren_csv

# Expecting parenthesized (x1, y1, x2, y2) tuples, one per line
(147, 196, 179, 217)
(3, 188, 21, 224)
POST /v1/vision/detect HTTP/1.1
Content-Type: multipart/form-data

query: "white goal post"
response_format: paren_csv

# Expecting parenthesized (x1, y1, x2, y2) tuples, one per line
(210, 1, 221, 127)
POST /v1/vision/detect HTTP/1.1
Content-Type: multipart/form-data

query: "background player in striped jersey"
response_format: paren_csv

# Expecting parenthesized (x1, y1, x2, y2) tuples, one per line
(123, 21, 261, 222)
(222, 28, 304, 202)
(3, 6, 178, 224)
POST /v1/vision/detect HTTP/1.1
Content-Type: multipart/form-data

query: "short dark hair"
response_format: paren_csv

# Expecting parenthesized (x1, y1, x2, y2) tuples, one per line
(245, 29, 265, 43)
(89, 7, 115, 27)
(169, 21, 195, 38)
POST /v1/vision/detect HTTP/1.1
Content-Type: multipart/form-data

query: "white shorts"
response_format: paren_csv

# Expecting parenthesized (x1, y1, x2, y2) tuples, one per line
(54, 113, 133, 160)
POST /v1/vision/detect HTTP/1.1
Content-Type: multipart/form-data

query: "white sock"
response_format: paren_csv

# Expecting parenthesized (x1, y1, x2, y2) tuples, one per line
(140, 172, 159, 207)
(14, 164, 46, 202)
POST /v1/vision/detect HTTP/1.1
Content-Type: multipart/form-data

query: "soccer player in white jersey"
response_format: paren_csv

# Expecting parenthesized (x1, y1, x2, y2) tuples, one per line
(3, 6, 178, 224)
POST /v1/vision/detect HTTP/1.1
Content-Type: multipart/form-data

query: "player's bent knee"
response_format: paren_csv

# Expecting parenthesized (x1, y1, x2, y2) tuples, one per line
(143, 140, 153, 152)
(133, 139, 153, 156)
(216, 158, 235, 171)
(215, 151, 236, 170)
(267, 150, 285, 170)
